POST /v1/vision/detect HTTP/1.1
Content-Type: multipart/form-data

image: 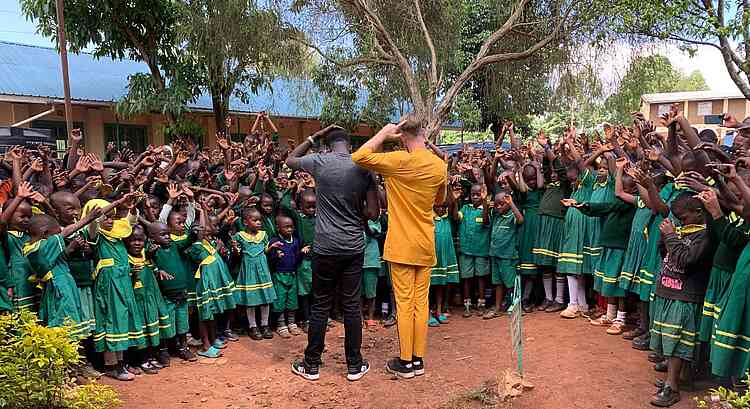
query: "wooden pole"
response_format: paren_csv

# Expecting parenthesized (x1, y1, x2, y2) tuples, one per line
(55, 0, 73, 137)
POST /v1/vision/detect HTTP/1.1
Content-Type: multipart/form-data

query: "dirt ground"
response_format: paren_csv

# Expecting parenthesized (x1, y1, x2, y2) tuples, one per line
(106, 311, 703, 409)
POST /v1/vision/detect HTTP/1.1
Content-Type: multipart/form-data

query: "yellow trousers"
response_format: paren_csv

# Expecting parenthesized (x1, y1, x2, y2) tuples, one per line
(389, 262, 431, 361)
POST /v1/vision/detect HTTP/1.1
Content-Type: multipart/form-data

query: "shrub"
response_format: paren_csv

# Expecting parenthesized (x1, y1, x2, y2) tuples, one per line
(0, 310, 119, 409)
(696, 375, 750, 409)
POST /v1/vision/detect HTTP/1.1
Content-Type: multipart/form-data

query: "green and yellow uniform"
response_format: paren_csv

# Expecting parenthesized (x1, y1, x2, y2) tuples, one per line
(7, 230, 38, 311)
(533, 179, 568, 266)
(154, 233, 194, 336)
(363, 220, 382, 298)
(584, 175, 614, 273)
(457, 204, 490, 279)
(431, 214, 458, 286)
(517, 189, 542, 275)
(558, 169, 594, 275)
(618, 197, 653, 295)
(185, 239, 237, 321)
(489, 209, 519, 288)
(66, 230, 96, 334)
(232, 231, 276, 306)
(0, 236, 13, 312)
(129, 251, 174, 346)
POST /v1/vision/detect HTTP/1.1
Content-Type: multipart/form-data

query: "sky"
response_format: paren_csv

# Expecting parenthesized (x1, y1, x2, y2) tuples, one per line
(0, 0, 742, 94)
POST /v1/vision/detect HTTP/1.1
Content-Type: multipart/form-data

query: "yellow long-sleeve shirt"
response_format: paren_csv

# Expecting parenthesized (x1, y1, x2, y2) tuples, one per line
(351, 147, 447, 267)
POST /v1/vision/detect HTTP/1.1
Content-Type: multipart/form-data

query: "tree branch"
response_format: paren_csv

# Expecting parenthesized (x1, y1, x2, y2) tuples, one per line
(413, 0, 438, 98)
(475, 0, 530, 61)
(292, 35, 396, 67)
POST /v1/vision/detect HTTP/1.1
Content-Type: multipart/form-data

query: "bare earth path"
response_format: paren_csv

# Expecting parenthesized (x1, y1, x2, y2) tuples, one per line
(106, 312, 699, 409)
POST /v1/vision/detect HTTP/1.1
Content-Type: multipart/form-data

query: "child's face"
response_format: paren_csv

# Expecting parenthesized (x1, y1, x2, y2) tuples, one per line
(470, 186, 484, 207)
(494, 194, 510, 213)
(149, 224, 171, 246)
(167, 211, 185, 233)
(566, 167, 579, 183)
(125, 228, 146, 256)
(550, 171, 559, 182)
(260, 197, 274, 215)
(673, 206, 703, 226)
(277, 217, 294, 238)
(144, 198, 161, 221)
(52, 195, 81, 226)
(596, 163, 608, 180)
(10, 202, 31, 232)
(300, 195, 316, 217)
(100, 213, 115, 232)
(522, 166, 537, 189)
(244, 213, 262, 232)
(434, 204, 447, 216)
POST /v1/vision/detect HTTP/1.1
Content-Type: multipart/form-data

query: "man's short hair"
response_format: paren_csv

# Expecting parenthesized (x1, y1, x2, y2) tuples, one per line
(325, 129, 351, 145)
(398, 113, 426, 137)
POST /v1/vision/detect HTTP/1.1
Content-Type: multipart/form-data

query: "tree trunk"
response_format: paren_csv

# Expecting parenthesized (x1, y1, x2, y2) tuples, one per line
(211, 94, 228, 143)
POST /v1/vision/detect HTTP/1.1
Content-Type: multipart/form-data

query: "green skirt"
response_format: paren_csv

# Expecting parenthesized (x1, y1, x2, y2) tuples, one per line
(134, 275, 173, 347)
(618, 209, 652, 295)
(235, 256, 277, 307)
(650, 295, 700, 361)
(363, 268, 379, 298)
(11, 276, 39, 312)
(39, 271, 89, 341)
(491, 257, 517, 288)
(532, 215, 563, 267)
(93, 267, 146, 352)
(297, 259, 313, 296)
(271, 272, 297, 313)
(711, 252, 750, 378)
(583, 216, 604, 275)
(195, 261, 237, 322)
(593, 248, 626, 297)
(518, 208, 540, 275)
(78, 286, 96, 335)
(433, 230, 459, 285)
(558, 208, 587, 275)
(699, 266, 732, 343)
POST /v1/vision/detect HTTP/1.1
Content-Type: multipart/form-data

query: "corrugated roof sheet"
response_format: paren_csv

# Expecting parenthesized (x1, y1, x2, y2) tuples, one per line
(0, 40, 325, 117)
(642, 90, 746, 104)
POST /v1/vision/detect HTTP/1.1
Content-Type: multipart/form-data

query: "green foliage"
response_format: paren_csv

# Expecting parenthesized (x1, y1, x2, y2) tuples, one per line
(64, 384, 121, 409)
(164, 119, 206, 145)
(0, 310, 119, 409)
(605, 54, 709, 123)
(440, 129, 493, 144)
(115, 72, 200, 120)
(451, 89, 483, 132)
(696, 375, 750, 408)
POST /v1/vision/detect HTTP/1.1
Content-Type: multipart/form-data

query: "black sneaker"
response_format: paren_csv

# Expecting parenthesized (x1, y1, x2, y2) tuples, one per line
(157, 349, 171, 368)
(385, 358, 414, 379)
(632, 333, 651, 351)
(291, 359, 319, 381)
(249, 327, 263, 341)
(412, 357, 424, 376)
(648, 352, 663, 363)
(650, 385, 680, 407)
(654, 360, 667, 373)
(383, 315, 397, 328)
(347, 359, 370, 381)
(177, 347, 198, 362)
(521, 300, 534, 313)
(261, 326, 273, 339)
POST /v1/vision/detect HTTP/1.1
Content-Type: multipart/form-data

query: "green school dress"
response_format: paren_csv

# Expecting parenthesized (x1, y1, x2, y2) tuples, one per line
(129, 252, 174, 346)
(533, 182, 566, 266)
(66, 230, 96, 334)
(155, 232, 196, 304)
(363, 220, 382, 299)
(261, 215, 277, 238)
(432, 214, 458, 286)
(296, 213, 315, 297)
(186, 240, 237, 321)
(25, 235, 88, 340)
(710, 217, 750, 378)
(489, 210, 519, 288)
(92, 232, 146, 352)
(618, 197, 652, 295)
(558, 170, 594, 275)
(517, 189, 542, 275)
(457, 204, 490, 279)
(8, 231, 38, 311)
(233, 231, 277, 307)
(0, 237, 13, 312)
(584, 176, 614, 274)
(700, 213, 744, 343)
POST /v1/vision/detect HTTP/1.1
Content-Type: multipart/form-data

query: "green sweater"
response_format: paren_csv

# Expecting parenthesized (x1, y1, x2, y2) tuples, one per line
(711, 214, 750, 272)
(580, 198, 635, 249)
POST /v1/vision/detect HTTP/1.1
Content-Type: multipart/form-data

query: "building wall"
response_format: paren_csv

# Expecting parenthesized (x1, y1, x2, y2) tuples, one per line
(0, 101, 376, 156)
(643, 97, 749, 131)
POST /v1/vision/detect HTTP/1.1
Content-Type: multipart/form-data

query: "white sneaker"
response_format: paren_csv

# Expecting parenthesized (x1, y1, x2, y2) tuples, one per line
(347, 360, 370, 381)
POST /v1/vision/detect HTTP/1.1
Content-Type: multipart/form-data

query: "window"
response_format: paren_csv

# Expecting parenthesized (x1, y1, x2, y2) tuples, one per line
(31, 120, 84, 159)
(697, 101, 713, 116)
(104, 124, 147, 154)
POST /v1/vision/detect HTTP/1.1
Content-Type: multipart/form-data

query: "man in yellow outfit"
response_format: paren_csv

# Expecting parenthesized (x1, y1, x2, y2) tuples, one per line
(351, 114, 447, 379)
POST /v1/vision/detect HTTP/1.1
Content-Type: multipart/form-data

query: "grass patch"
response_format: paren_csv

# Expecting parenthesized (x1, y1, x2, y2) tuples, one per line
(439, 381, 513, 409)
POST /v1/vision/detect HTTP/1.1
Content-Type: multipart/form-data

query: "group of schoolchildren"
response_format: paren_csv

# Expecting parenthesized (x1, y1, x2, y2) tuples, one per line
(435, 108, 750, 407)
(5, 107, 750, 407)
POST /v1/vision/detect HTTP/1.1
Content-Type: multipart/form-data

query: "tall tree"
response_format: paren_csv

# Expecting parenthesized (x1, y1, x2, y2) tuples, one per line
(611, 0, 750, 98)
(290, 0, 607, 140)
(179, 0, 307, 133)
(22, 0, 197, 121)
(605, 54, 709, 123)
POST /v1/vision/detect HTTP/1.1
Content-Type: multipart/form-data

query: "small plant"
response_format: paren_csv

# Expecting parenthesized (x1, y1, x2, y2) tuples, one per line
(0, 310, 119, 409)
(696, 375, 750, 409)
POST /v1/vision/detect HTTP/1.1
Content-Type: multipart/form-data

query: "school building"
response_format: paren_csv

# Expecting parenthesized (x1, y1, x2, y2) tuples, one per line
(640, 90, 750, 139)
(0, 41, 377, 158)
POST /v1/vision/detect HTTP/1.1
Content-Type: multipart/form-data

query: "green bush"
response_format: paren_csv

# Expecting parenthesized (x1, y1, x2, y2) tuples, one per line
(696, 375, 750, 408)
(0, 310, 119, 409)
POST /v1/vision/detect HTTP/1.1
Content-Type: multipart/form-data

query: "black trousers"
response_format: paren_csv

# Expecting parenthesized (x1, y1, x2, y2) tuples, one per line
(304, 252, 364, 368)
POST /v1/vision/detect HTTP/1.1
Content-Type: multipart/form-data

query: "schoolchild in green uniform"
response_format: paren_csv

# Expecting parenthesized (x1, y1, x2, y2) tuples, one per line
(259, 193, 277, 238)
(123, 224, 173, 375)
(484, 192, 524, 319)
(451, 183, 490, 317)
(149, 219, 197, 363)
(363, 218, 382, 328)
(566, 159, 637, 336)
(267, 215, 302, 339)
(231, 207, 277, 340)
(285, 189, 316, 330)
(515, 162, 544, 313)
(2, 192, 37, 312)
(430, 200, 458, 327)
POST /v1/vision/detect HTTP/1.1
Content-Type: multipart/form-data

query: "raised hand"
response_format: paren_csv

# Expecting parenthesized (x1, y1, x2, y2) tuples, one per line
(216, 133, 230, 151)
(167, 183, 181, 200)
(88, 153, 104, 172)
(659, 218, 675, 236)
(70, 128, 83, 143)
(696, 189, 722, 219)
(16, 181, 35, 199)
(175, 150, 189, 165)
(29, 158, 44, 172)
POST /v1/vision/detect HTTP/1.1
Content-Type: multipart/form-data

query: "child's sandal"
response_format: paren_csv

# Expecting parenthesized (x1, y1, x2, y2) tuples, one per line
(197, 346, 222, 359)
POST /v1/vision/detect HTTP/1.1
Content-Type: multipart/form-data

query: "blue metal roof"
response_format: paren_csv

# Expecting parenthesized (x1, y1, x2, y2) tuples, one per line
(0, 40, 325, 118)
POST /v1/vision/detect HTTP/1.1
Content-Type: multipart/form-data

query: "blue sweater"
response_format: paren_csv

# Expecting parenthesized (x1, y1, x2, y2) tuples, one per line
(268, 236, 301, 273)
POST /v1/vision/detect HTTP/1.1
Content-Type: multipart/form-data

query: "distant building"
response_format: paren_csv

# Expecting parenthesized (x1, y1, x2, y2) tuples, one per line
(0, 41, 376, 157)
(640, 90, 750, 141)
